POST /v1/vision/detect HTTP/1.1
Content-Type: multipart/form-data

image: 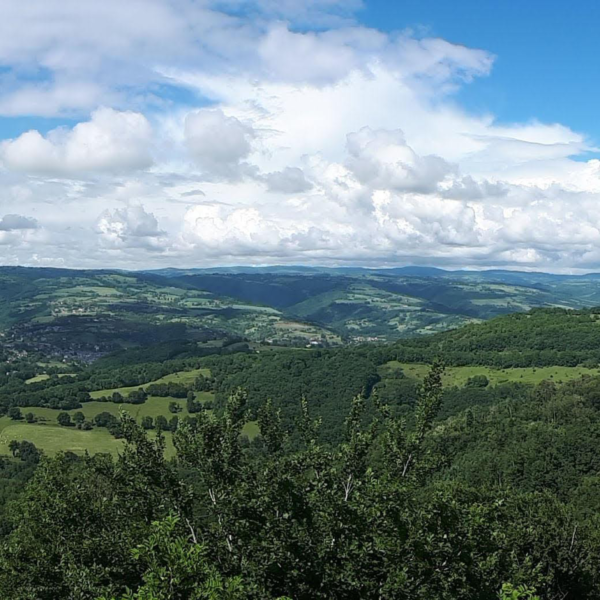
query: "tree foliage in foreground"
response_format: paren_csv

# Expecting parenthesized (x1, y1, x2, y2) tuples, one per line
(0, 363, 598, 599)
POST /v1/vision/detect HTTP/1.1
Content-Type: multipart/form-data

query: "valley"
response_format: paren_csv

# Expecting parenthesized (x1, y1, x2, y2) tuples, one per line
(5, 269, 600, 598)
(5, 266, 600, 367)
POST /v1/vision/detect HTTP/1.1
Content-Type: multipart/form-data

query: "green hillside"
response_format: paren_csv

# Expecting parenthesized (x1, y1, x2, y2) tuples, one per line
(5, 330, 600, 597)
(0, 267, 341, 359)
(390, 307, 600, 366)
(176, 270, 590, 340)
(4, 266, 600, 361)
(4, 303, 600, 597)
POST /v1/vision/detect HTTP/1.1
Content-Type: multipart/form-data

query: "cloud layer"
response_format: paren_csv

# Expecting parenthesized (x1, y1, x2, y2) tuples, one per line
(0, 0, 598, 272)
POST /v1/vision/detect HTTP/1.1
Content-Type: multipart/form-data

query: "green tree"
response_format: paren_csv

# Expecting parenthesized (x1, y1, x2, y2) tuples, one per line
(0, 415, 187, 599)
(8, 440, 19, 457)
(7, 407, 22, 421)
(57, 412, 71, 427)
(104, 516, 244, 600)
(16, 441, 40, 464)
(1, 367, 599, 600)
(499, 583, 540, 600)
(141, 416, 154, 430)
(466, 374, 489, 388)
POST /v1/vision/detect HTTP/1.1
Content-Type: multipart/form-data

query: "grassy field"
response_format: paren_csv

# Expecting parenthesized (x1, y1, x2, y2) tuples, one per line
(25, 373, 75, 384)
(19, 394, 209, 423)
(152, 368, 211, 385)
(24, 361, 598, 456)
(0, 420, 125, 456)
(89, 368, 210, 399)
(0, 411, 259, 458)
(4, 367, 258, 457)
(26, 374, 51, 384)
(381, 362, 600, 387)
(28, 368, 215, 426)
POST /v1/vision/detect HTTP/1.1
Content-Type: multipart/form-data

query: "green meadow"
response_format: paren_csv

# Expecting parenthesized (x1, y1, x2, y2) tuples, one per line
(0, 420, 125, 456)
(0, 411, 259, 458)
(2, 368, 257, 457)
(25, 373, 76, 384)
(14, 362, 599, 458)
(88, 368, 211, 398)
(381, 361, 600, 387)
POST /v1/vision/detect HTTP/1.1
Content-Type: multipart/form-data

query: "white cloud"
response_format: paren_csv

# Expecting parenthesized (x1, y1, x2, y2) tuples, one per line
(97, 205, 165, 249)
(0, 81, 108, 118)
(0, 1, 365, 118)
(0, 1, 233, 116)
(0, 214, 41, 247)
(181, 200, 353, 259)
(220, 0, 363, 25)
(257, 25, 366, 84)
(183, 203, 276, 250)
(0, 1, 599, 272)
(263, 167, 313, 193)
(391, 36, 494, 85)
(0, 214, 39, 231)
(345, 127, 454, 193)
(184, 109, 256, 180)
(1, 108, 153, 175)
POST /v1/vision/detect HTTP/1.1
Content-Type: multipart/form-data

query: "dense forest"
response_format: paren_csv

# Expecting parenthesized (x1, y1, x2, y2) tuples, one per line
(5, 366, 600, 599)
(3, 308, 600, 597)
(387, 308, 600, 367)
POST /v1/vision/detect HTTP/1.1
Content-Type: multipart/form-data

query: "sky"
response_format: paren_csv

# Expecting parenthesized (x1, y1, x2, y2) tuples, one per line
(1, 0, 599, 272)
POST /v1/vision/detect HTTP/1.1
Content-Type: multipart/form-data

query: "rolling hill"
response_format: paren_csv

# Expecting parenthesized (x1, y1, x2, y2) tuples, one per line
(4, 265, 600, 360)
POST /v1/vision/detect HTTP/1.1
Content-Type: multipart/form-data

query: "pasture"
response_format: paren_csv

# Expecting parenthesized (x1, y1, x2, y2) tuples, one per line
(381, 361, 600, 387)
(3, 367, 257, 457)
(89, 367, 210, 398)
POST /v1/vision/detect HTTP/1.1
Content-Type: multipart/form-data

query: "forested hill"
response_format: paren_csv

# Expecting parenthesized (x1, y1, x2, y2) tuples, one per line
(6, 344, 600, 597)
(4, 266, 600, 358)
(390, 307, 600, 366)
(5, 303, 600, 596)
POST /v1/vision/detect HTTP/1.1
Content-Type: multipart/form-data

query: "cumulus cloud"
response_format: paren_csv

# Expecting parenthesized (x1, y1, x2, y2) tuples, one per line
(0, 214, 39, 231)
(1, 108, 153, 175)
(0, 1, 367, 118)
(97, 205, 165, 249)
(181, 200, 352, 258)
(438, 176, 508, 201)
(0, 213, 41, 248)
(345, 127, 455, 193)
(184, 109, 256, 180)
(263, 167, 313, 193)
(391, 36, 494, 86)
(0, 1, 599, 271)
(258, 25, 366, 84)
(255, 24, 494, 87)
(183, 203, 275, 250)
(0, 0, 240, 116)
(0, 81, 108, 119)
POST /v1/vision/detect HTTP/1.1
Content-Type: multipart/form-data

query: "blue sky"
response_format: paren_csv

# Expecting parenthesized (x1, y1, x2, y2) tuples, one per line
(364, 0, 599, 144)
(2, 1, 597, 142)
(0, 0, 599, 272)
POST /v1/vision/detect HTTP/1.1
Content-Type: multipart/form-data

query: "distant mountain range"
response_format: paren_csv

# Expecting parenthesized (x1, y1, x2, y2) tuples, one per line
(4, 265, 600, 359)
(145, 264, 600, 283)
